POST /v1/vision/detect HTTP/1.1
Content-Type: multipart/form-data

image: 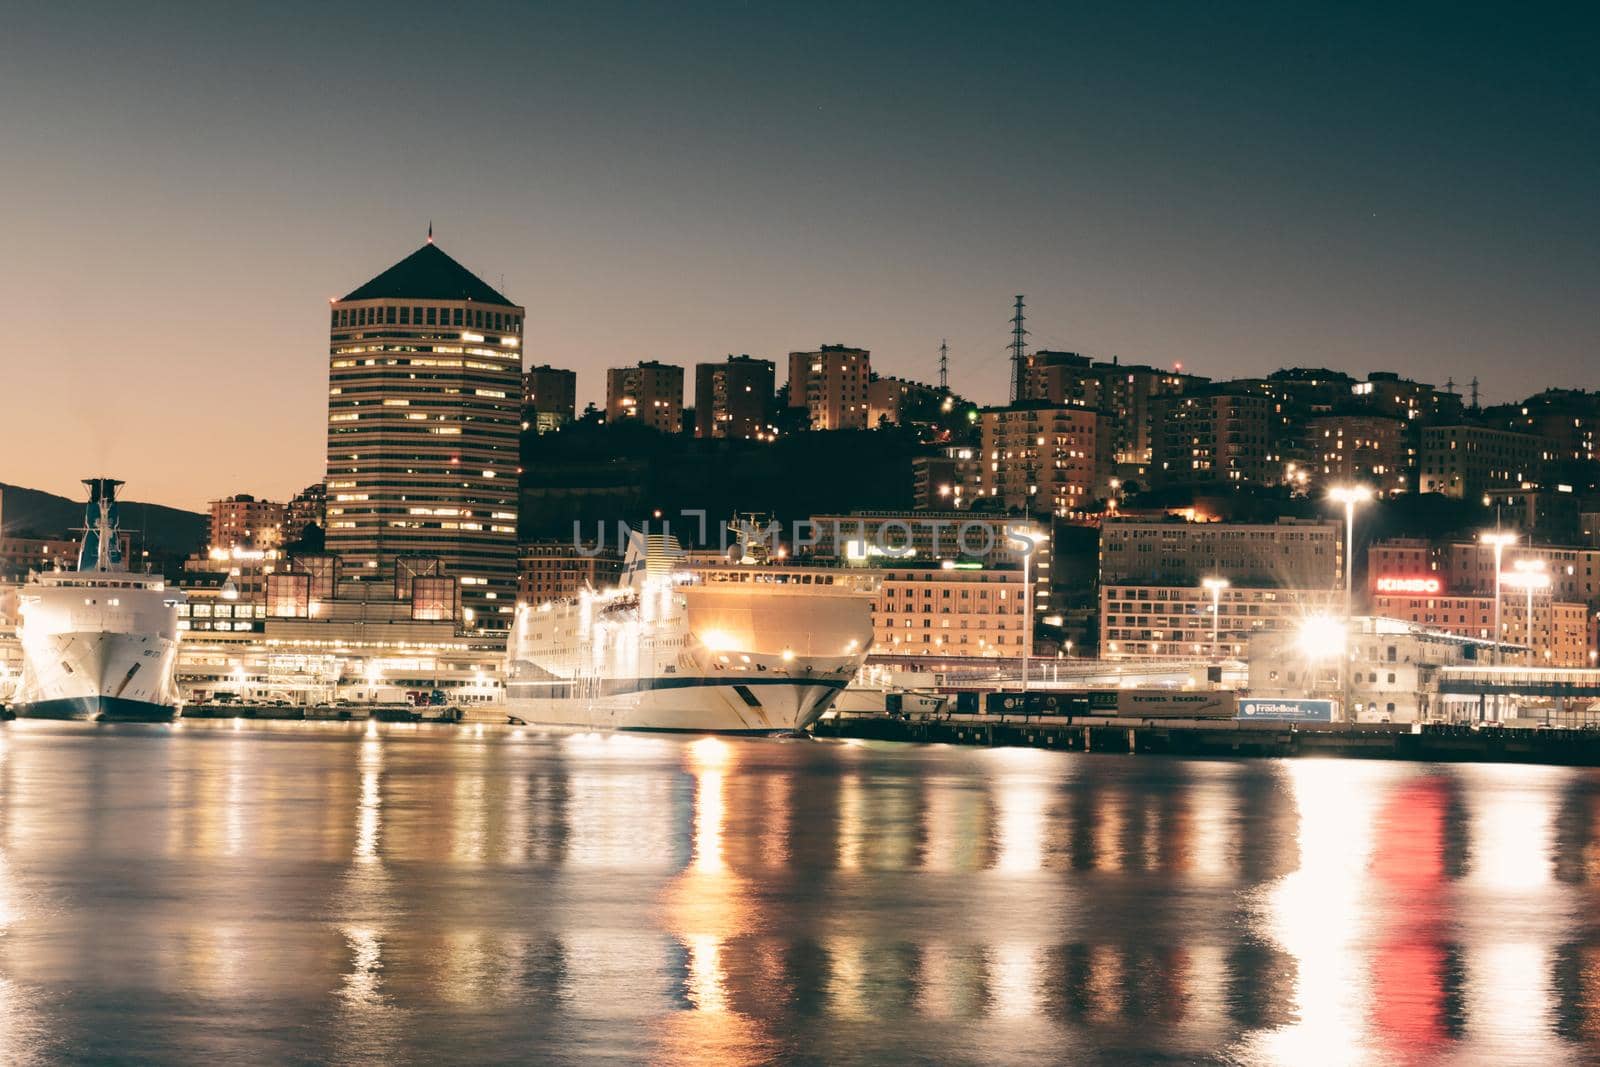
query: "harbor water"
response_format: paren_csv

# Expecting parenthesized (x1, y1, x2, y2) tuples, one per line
(2, 720, 1600, 1064)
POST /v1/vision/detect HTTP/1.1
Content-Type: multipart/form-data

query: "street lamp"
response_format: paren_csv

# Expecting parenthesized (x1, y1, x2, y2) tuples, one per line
(1328, 486, 1373, 723)
(1504, 559, 1550, 662)
(1479, 530, 1518, 667)
(1009, 525, 1046, 692)
(1202, 577, 1230, 664)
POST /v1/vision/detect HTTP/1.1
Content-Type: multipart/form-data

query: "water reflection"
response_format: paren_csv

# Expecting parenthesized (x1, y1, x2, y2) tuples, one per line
(0, 720, 1599, 1062)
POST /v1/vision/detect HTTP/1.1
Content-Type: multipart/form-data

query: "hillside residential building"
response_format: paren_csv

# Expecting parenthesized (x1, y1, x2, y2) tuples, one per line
(694, 355, 773, 439)
(522, 365, 577, 434)
(976, 402, 1112, 516)
(1419, 425, 1546, 498)
(606, 361, 684, 433)
(788, 345, 870, 430)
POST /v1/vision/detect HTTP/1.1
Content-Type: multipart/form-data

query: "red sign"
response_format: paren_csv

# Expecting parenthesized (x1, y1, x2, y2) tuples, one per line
(1376, 576, 1442, 594)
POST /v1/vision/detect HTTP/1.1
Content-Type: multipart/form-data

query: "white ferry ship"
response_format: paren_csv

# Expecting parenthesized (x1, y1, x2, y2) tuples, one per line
(12, 479, 185, 722)
(505, 530, 877, 734)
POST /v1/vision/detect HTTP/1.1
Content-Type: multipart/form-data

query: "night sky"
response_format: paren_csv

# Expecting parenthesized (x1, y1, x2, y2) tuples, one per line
(4, 3, 1596, 509)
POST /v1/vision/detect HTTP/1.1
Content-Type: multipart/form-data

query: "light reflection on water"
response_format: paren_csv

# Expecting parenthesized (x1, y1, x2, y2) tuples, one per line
(0, 721, 1599, 1063)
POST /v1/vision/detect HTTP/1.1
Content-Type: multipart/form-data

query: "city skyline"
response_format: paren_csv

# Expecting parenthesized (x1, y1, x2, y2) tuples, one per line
(5, 4, 1598, 509)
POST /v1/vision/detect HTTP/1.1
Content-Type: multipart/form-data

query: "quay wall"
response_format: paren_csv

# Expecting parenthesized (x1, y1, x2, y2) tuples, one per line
(813, 713, 1600, 767)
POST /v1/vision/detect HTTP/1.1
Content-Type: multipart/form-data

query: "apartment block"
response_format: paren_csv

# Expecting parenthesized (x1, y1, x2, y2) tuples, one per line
(976, 402, 1112, 516)
(1099, 518, 1341, 589)
(788, 345, 870, 430)
(1100, 583, 1343, 660)
(1303, 414, 1407, 494)
(606, 361, 684, 433)
(872, 566, 1029, 658)
(694, 354, 773, 439)
(523, 365, 577, 434)
(1419, 425, 1546, 498)
(1152, 391, 1272, 486)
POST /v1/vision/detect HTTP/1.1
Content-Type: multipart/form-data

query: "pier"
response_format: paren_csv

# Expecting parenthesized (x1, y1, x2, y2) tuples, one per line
(813, 711, 1600, 766)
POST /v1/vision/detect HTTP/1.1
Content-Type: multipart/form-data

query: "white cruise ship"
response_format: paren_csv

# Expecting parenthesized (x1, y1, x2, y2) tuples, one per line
(505, 529, 877, 734)
(12, 479, 185, 722)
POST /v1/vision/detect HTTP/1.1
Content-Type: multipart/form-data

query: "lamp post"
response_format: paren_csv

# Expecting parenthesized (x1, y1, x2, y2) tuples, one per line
(1479, 531, 1518, 667)
(1505, 559, 1550, 661)
(1202, 577, 1230, 666)
(1328, 486, 1373, 723)
(1010, 525, 1046, 692)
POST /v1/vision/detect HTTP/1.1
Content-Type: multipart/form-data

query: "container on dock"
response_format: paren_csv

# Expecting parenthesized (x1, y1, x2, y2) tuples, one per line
(1236, 697, 1335, 722)
(984, 691, 1092, 716)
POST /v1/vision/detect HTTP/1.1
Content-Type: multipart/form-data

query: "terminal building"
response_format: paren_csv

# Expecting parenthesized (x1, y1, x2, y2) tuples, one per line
(1246, 617, 1495, 723)
(172, 560, 503, 706)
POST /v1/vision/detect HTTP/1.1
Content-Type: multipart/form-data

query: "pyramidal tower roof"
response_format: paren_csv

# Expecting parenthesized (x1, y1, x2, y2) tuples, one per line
(341, 241, 517, 307)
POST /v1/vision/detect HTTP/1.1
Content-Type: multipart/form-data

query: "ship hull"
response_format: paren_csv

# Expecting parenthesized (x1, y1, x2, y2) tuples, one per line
(506, 677, 849, 734)
(13, 695, 177, 723)
(506, 550, 877, 737)
(15, 627, 182, 725)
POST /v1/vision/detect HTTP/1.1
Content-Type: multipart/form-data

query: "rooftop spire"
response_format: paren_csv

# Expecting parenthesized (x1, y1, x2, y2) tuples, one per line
(427, 220, 434, 244)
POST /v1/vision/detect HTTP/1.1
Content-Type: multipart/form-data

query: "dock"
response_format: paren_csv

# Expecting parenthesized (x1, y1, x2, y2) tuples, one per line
(812, 711, 1600, 766)
(179, 703, 466, 724)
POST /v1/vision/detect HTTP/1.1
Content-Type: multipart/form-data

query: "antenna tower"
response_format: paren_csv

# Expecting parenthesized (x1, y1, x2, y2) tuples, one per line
(1009, 295, 1028, 403)
(1470, 376, 1480, 410)
(938, 339, 949, 392)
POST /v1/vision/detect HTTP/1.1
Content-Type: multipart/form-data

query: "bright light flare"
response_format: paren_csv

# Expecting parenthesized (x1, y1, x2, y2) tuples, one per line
(1297, 615, 1347, 660)
(1327, 485, 1374, 506)
(698, 629, 735, 653)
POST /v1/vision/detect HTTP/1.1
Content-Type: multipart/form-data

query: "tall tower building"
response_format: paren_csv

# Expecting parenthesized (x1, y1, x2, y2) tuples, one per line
(325, 240, 523, 631)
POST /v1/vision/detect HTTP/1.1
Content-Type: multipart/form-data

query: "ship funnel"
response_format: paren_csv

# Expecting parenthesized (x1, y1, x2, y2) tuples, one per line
(621, 527, 684, 588)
